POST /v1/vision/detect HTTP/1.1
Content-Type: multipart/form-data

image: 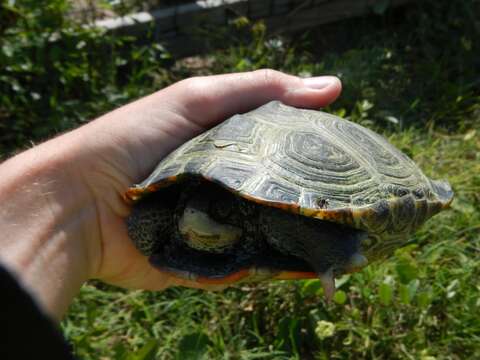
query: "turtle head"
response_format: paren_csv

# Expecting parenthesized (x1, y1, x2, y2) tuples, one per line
(177, 189, 243, 253)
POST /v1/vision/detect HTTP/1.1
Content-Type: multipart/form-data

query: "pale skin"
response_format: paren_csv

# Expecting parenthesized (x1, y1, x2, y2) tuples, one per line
(0, 69, 342, 321)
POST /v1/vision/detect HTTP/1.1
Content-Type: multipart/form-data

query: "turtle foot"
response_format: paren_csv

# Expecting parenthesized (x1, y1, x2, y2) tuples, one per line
(318, 268, 336, 302)
(344, 253, 368, 273)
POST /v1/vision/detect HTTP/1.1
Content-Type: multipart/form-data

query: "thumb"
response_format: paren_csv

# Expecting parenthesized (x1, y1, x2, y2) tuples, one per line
(163, 69, 342, 127)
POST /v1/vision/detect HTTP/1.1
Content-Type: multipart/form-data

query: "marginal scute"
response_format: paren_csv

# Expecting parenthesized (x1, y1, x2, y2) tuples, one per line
(356, 199, 390, 234)
(390, 195, 416, 232)
(413, 198, 428, 228)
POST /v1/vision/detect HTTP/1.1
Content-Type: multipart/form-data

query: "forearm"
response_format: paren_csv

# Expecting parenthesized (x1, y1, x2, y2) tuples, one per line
(0, 133, 99, 320)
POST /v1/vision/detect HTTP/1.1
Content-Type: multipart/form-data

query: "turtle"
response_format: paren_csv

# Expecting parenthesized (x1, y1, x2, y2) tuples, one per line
(124, 101, 453, 299)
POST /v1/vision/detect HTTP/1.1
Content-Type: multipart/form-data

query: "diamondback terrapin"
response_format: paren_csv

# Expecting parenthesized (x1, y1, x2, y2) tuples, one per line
(125, 101, 453, 299)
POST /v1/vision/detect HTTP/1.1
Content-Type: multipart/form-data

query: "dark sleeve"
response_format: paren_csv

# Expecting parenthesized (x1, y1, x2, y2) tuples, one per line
(0, 264, 76, 360)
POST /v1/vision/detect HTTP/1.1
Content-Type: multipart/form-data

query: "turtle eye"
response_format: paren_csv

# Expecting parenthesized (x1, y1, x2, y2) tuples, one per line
(209, 192, 236, 221)
(211, 201, 232, 220)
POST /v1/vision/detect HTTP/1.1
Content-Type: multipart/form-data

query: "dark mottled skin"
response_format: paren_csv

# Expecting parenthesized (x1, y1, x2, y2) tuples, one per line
(127, 182, 366, 277)
(126, 198, 173, 256)
(259, 206, 366, 275)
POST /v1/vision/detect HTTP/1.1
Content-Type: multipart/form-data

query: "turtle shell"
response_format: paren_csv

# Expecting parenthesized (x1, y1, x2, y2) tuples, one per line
(125, 101, 453, 282)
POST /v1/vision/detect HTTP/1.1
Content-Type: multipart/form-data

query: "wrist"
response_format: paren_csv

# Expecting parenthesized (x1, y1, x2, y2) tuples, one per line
(0, 132, 100, 320)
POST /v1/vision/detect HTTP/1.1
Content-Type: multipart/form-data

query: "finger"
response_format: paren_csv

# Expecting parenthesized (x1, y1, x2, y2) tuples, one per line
(162, 69, 342, 127)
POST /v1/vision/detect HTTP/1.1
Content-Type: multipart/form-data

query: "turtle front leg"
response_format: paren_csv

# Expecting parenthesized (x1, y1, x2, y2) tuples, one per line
(259, 206, 369, 301)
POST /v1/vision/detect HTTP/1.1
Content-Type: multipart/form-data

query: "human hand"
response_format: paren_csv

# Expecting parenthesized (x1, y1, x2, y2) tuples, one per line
(77, 70, 342, 290)
(0, 70, 341, 318)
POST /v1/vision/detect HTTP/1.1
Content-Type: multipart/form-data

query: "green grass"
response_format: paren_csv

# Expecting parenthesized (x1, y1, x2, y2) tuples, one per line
(2, 0, 479, 359)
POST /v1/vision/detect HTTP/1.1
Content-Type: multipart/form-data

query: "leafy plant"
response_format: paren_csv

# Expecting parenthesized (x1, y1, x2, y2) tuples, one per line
(0, 0, 171, 156)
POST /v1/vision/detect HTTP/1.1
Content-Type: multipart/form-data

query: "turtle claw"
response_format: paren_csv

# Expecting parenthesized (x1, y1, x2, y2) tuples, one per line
(318, 268, 336, 302)
(344, 253, 368, 273)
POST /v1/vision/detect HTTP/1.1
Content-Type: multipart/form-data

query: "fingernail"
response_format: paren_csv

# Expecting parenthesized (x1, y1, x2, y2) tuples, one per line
(302, 76, 339, 90)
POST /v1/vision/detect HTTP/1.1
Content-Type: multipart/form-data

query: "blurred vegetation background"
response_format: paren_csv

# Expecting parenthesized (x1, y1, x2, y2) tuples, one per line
(1, 0, 479, 359)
